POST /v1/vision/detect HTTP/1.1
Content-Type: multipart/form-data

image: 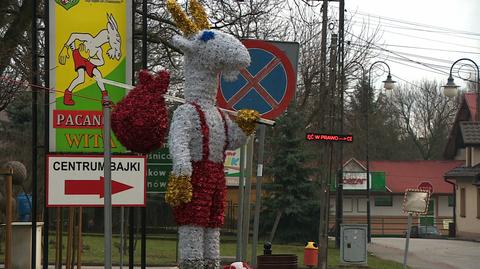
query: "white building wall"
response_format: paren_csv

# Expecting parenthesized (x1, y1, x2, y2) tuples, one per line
(330, 194, 452, 217)
(330, 195, 404, 216)
(371, 195, 405, 216)
(437, 195, 454, 217)
(472, 148, 480, 166)
(456, 181, 480, 236)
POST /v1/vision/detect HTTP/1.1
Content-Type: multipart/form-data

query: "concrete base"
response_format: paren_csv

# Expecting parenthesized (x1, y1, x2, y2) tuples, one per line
(11, 222, 43, 269)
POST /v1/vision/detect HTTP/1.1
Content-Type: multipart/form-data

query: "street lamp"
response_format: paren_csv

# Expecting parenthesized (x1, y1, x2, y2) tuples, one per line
(367, 61, 395, 242)
(442, 58, 479, 119)
(349, 60, 395, 243)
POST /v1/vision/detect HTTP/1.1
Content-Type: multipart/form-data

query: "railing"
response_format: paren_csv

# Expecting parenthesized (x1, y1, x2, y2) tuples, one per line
(328, 215, 453, 236)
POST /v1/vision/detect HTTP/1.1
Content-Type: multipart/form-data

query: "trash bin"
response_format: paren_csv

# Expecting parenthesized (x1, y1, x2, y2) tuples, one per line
(448, 222, 456, 237)
(16, 193, 32, 221)
(11, 222, 43, 269)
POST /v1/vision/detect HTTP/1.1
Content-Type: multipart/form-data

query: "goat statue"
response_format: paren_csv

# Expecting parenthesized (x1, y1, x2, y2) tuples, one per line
(165, 1, 259, 269)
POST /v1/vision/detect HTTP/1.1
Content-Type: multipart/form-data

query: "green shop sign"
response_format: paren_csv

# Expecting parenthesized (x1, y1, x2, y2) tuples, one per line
(146, 145, 172, 193)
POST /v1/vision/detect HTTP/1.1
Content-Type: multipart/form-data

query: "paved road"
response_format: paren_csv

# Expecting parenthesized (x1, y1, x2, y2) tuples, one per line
(369, 238, 480, 269)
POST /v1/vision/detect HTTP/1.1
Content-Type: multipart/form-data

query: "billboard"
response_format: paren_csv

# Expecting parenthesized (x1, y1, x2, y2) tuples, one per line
(49, 0, 132, 152)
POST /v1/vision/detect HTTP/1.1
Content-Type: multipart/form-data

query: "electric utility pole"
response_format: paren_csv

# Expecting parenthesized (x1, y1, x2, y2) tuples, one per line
(335, 0, 345, 249)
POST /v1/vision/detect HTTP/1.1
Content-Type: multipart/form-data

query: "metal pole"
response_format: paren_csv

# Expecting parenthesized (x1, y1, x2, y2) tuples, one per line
(31, 0, 39, 268)
(403, 213, 413, 269)
(251, 125, 266, 267)
(141, 1, 148, 267)
(129, 1, 136, 268)
(43, 0, 50, 267)
(366, 60, 391, 242)
(366, 75, 371, 243)
(236, 145, 246, 260)
(242, 137, 255, 260)
(104, 95, 113, 269)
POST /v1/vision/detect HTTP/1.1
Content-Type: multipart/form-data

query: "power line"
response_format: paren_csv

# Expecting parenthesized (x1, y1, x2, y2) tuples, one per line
(351, 10, 480, 37)
(382, 44, 480, 55)
(347, 17, 480, 43)
(346, 30, 450, 76)
(348, 43, 461, 65)
(381, 29, 480, 50)
(349, 45, 477, 83)
(348, 46, 449, 77)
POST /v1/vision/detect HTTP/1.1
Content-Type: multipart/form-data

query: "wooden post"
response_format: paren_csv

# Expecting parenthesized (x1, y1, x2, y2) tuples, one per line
(55, 208, 63, 269)
(77, 207, 83, 269)
(66, 208, 74, 269)
(1, 168, 13, 269)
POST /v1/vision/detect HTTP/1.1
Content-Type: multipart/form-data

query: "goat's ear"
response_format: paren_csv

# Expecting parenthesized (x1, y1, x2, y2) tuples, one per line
(172, 35, 192, 53)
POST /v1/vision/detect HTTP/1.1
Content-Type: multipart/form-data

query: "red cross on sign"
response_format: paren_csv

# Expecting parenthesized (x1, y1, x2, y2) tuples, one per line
(418, 181, 434, 194)
(217, 39, 297, 120)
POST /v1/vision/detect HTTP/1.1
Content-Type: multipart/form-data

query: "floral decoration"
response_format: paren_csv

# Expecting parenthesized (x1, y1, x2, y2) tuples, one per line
(111, 69, 170, 154)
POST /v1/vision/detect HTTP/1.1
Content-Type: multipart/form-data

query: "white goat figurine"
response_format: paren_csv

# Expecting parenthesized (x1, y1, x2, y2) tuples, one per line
(165, 1, 258, 269)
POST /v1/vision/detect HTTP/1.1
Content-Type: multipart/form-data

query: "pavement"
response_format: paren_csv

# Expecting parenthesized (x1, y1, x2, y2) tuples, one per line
(368, 237, 480, 269)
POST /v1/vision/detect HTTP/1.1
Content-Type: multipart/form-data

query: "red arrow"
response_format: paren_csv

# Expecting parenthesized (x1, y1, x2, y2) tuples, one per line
(65, 177, 133, 198)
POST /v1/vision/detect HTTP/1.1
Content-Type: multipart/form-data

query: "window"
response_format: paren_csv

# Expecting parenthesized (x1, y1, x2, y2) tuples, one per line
(374, 195, 393, 206)
(448, 195, 454, 207)
(357, 198, 367, 213)
(460, 188, 466, 218)
(343, 198, 353, 213)
(477, 189, 480, 219)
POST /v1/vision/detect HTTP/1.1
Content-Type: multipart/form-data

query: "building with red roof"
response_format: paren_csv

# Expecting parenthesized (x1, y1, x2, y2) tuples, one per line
(443, 92, 480, 240)
(370, 160, 462, 194)
(329, 158, 462, 236)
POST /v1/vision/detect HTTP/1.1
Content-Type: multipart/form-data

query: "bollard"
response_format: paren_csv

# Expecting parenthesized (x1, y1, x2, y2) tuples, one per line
(263, 241, 272, 255)
(304, 241, 318, 268)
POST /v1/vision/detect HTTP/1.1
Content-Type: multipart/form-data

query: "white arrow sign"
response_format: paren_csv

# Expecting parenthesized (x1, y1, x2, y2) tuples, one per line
(47, 155, 146, 207)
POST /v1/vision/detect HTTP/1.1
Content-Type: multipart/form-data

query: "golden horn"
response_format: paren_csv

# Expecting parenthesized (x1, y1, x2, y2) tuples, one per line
(166, 0, 199, 36)
(189, 0, 210, 30)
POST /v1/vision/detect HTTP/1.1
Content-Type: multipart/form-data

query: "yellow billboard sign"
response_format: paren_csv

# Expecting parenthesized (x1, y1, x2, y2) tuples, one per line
(49, 0, 131, 152)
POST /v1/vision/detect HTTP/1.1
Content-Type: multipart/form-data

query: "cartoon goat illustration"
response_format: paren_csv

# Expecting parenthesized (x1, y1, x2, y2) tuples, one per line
(58, 13, 121, 106)
(165, 0, 259, 268)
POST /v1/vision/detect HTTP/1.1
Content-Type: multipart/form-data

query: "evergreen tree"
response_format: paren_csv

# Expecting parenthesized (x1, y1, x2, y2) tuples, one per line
(261, 104, 319, 243)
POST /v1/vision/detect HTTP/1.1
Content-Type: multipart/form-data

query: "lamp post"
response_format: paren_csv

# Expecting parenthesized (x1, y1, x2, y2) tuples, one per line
(366, 61, 395, 242)
(442, 58, 480, 120)
(349, 60, 395, 243)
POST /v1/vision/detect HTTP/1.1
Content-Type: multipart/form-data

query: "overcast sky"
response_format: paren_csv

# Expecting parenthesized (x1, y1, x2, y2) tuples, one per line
(337, 0, 480, 89)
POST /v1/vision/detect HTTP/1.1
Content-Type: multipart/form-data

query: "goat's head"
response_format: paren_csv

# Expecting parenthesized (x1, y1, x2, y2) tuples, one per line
(167, 0, 250, 81)
(106, 13, 121, 60)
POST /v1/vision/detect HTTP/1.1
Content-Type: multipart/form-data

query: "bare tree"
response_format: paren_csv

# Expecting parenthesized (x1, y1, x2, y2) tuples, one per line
(0, 0, 34, 111)
(390, 80, 458, 160)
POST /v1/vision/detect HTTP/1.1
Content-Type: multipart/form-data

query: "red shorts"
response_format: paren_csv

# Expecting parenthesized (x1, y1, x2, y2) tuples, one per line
(72, 49, 95, 77)
(173, 159, 226, 228)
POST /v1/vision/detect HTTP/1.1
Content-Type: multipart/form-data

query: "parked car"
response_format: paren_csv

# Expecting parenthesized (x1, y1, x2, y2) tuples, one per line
(404, 225, 443, 239)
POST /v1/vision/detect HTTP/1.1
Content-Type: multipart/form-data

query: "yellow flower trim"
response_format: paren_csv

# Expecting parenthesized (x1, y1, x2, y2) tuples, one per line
(165, 174, 193, 207)
(235, 109, 260, 136)
(189, 0, 210, 30)
(166, 0, 199, 37)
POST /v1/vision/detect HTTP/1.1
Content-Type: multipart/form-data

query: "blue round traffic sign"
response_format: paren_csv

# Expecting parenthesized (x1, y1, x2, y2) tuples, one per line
(217, 40, 296, 120)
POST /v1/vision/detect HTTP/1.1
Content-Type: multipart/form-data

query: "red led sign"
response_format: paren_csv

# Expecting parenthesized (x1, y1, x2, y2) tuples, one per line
(306, 133, 353, 143)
